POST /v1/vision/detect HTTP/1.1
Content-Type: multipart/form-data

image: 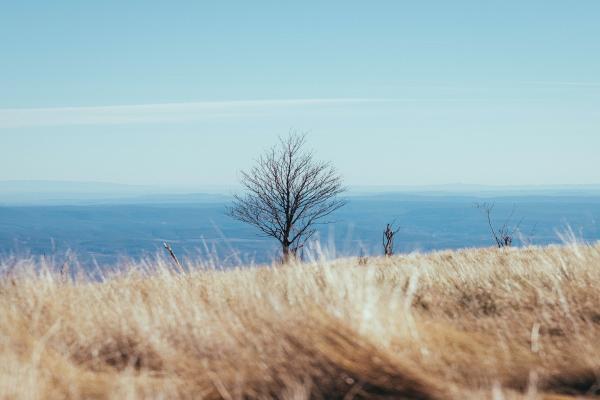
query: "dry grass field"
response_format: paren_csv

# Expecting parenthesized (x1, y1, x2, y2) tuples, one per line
(1, 243, 600, 399)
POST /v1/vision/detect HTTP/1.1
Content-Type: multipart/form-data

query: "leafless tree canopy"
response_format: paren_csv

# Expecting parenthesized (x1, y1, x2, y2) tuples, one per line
(228, 133, 347, 262)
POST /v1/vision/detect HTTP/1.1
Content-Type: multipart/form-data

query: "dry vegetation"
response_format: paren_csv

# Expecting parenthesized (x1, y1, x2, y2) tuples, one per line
(1, 243, 600, 399)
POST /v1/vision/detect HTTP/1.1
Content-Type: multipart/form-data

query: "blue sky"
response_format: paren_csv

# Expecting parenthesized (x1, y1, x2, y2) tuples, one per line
(1, 1, 599, 187)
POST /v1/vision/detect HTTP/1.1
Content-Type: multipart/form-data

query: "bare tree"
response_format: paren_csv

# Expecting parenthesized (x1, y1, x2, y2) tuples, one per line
(382, 222, 400, 256)
(228, 133, 347, 262)
(475, 202, 523, 248)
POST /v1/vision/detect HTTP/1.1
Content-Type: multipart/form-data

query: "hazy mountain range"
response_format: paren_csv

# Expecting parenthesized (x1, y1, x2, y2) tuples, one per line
(2, 180, 600, 206)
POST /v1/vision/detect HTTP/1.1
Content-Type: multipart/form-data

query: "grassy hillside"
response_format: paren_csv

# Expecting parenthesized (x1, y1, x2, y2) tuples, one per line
(1, 244, 599, 399)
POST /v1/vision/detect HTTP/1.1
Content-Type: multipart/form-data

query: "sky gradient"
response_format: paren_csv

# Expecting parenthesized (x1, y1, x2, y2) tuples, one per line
(1, 1, 599, 187)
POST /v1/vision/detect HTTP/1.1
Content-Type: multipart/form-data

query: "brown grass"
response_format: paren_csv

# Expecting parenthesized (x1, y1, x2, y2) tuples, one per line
(1, 243, 600, 399)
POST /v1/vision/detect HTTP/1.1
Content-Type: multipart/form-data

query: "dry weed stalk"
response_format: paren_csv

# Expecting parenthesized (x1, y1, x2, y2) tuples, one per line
(383, 222, 400, 256)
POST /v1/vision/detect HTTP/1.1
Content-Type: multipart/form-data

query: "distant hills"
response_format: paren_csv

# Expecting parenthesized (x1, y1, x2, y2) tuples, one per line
(349, 183, 600, 197)
(1, 180, 599, 206)
(0, 180, 232, 205)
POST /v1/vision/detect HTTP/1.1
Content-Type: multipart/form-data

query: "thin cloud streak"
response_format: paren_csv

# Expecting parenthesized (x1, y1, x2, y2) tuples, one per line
(523, 81, 600, 88)
(0, 98, 394, 128)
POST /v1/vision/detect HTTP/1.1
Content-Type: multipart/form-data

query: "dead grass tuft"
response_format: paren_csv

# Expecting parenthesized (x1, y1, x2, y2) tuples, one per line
(1, 243, 600, 399)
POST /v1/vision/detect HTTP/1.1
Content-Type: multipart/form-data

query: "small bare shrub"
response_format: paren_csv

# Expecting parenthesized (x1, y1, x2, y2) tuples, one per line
(476, 202, 523, 248)
(383, 222, 400, 256)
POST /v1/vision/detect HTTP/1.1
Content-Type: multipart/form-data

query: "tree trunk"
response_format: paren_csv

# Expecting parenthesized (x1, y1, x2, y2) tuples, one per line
(282, 242, 291, 263)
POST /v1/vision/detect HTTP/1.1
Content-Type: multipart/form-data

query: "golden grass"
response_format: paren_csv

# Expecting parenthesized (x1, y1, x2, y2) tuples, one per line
(1, 243, 600, 399)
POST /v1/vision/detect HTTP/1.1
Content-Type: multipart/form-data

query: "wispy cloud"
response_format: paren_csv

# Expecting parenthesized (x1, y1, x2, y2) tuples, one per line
(0, 98, 392, 128)
(522, 81, 600, 88)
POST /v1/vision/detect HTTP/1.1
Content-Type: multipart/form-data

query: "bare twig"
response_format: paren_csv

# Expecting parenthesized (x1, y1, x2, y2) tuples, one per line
(163, 242, 184, 272)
